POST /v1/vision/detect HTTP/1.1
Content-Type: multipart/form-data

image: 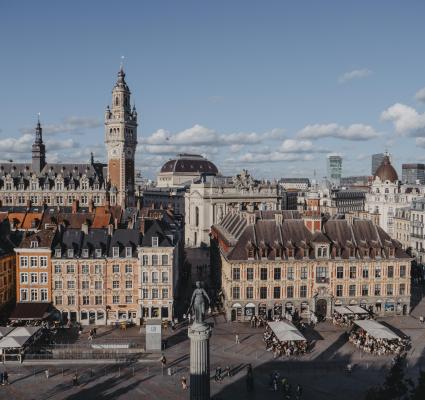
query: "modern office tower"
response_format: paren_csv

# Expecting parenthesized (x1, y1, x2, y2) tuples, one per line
(402, 163, 425, 184)
(371, 153, 385, 176)
(327, 155, 342, 186)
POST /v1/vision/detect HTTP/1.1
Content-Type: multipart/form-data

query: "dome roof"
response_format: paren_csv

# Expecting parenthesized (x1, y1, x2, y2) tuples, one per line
(374, 155, 398, 183)
(160, 154, 218, 175)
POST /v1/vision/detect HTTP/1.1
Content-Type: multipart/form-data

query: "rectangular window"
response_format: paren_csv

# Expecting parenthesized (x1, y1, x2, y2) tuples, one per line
(142, 289, 148, 299)
(82, 265, 89, 274)
(300, 285, 307, 298)
(95, 296, 103, 305)
(113, 247, 119, 258)
(152, 255, 159, 266)
(125, 295, 133, 303)
(67, 249, 74, 258)
(361, 284, 368, 296)
(82, 295, 90, 305)
(287, 286, 294, 298)
(82, 249, 89, 258)
(67, 280, 75, 289)
(142, 272, 148, 283)
(152, 272, 158, 283)
(387, 284, 393, 296)
(20, 273, 28, 284)
(287, 267, 294, 280)
(362, 267, 369, 279)
(399, 265, 406, 278)
(142, 255, 149, 266)
(273, 268, 281, 280)
(81, 281, 89, 290)
(399, 283, 406, 295)
(31, 289, 38, 301)
(67, 265, 75, 274)
(30, 256, 38, 268)
(125, 264, 132, 273)
(95, 249, 102, 258)
(232, 286, 240, 299)
(95, 264, 103, 274)
(260, 287, 267, 299)
(55, 296, 62, 305)
(301, 266, 308, 280)
(246, 287, 254, 299)
(54, 281, 62, 290)
(247, 268, 254, 281)
(349, 266, 356, 279)
(125, 247, 132, 258)
(54, 265, 61, 274)
(232, 268, 240, 281)
(40, 289, 48, 302)
(273, 287, 281, 299)
(152, 289, 158, 299)
(20, 256, 28, 268)
(30, 272, 38, 284)
(161, 272, 168, 283)
(112, 264, 120, 273)
(260, 268, 268, 280)
(125, 280, 132, 289)
(95, 281, 102, 290)
(113, 281, 119, 289)
(162, 255, 168, 265)
(375, 266, 381, 278)
(152, 237, 159, 247)
(40, 256, 48, 268)
(349, 284, 356, 297)
(336, 266, 343, 279)
(162, 288, 169, 299)
(336, 284, 343, 297)
(113, 295, 120, 304)
(387, 265, 394, 278)
(20, 289, 28, 301)
(40, 272, 48, 284)
(374, 284, 381, 296)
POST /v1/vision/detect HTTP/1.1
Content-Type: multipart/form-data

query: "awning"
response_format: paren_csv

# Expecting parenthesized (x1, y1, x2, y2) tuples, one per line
(334, 306, 353, 315)
(0, 326, 41, 350)
(353, 320, 400, 340)
(0, 327, 14, 338)
(232, 303, 242, 308)
(9, 302, 53, 320)
(346, 305, 369, 314)
(245, 303, 256, 308)
(267, 321, 306, 342)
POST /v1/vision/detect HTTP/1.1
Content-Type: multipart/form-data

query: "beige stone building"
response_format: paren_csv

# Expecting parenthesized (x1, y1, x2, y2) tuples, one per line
(211, 210, 412, 321)
(393, 207, 411, 251)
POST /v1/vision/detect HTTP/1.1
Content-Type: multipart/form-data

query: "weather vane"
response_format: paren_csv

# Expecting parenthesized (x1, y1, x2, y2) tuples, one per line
(120, 55, 125, 69)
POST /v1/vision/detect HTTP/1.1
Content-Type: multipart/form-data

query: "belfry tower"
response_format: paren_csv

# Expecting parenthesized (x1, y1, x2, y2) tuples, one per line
(105, 66, 138, 207)
(32, 117, 46, 174)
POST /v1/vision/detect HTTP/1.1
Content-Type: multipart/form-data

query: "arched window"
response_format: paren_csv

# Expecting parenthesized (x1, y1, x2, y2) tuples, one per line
(115, 96, 119, 106)
(195, 206, 199, 227)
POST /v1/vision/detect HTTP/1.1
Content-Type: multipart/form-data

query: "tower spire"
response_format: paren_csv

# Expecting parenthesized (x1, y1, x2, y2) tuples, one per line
(32, 115, 46, 173)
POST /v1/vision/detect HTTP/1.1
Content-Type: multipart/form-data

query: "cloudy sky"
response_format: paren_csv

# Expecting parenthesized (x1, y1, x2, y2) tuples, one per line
(1, 1, 425, 180)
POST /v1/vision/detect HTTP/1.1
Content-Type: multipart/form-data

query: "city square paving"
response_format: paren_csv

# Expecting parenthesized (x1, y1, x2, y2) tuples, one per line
(1, 308, 425, 399)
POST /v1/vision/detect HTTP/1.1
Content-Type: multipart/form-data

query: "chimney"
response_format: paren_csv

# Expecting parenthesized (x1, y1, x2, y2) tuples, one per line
(81, 221, 89, 235)
(108, 223, 114, 236)
(89, 200, 94, 213)
(72, 199, 79, 214)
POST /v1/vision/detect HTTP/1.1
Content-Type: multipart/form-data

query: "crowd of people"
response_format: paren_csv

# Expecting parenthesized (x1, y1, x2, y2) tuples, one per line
(348, 329, 410, 355)
(332, 311, 370, 328)
(263, 325, 308, 357)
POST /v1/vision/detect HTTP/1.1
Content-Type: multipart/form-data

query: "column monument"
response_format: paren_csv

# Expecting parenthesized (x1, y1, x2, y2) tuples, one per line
(187, 281, 212, 400)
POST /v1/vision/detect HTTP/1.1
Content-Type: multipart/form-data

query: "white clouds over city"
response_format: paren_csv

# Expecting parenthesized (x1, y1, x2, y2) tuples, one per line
(338, 68, 373, 84)
(297, 123, 380, 141)
(381, 103, 425, 137)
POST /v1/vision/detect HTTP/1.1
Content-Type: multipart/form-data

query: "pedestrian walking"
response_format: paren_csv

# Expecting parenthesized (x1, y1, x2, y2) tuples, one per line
(235, 334, 240, 344)
(93, 328, 97, 338)
(0, 372, 3, 386)
(181, 376, 188, 390)
(420, 315, 424, 324)
(224, 365, 231, 377)
(45, 369, 49, 379)
(272, 377, 278, 391)
(296, 383, 303, 399)
(72, 372, 78, 386)
(3, 371, 8, 385)
(161, 355, 167, 375)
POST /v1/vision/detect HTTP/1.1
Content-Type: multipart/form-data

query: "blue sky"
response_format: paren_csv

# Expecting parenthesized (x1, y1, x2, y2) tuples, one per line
(1, 1, 425, 179)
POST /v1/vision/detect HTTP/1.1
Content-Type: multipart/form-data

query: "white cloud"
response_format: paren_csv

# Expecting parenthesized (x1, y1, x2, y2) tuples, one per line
(236, 152, 314, 164)
(0, 134, 33, 153)
(338, 68, 372, 83)
(415, 87, 425, 103)
(381, 103, 425, 136)
(297, 123, 380, 141)
(20, 116, 102, 136)
(46, 138, 79, 151)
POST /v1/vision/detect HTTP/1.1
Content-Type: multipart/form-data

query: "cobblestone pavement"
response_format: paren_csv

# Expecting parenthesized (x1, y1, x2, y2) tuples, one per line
(1, 309, 425, 399)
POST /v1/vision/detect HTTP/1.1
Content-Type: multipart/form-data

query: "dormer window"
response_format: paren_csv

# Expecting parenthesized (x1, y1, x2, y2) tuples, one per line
(112, 246, 119, 258)
(95, 249, 102, 258)
(317, 246, 328, 258)
(55, 249, 61, 257)
(30, 240, 38, 248)
(67, 249, 74, 258)
(152, 237, 159, 247)
(82, 249, 89, 258)
(287, 248, 294, 258)
(125, 247, 132, 258)
(5, 182, 12, 190)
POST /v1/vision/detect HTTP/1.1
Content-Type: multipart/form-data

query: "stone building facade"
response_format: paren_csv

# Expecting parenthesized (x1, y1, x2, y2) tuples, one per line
(211, 210, 412, 321)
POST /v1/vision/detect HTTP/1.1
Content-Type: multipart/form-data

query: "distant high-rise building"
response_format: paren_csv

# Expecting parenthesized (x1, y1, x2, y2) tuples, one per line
(327, 155, 342, 185)
(371, 153, 385, 176)
(402, 163, 425, 184)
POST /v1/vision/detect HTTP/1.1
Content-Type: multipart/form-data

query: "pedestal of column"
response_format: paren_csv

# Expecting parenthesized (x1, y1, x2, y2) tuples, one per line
(188, 322, 212, 400)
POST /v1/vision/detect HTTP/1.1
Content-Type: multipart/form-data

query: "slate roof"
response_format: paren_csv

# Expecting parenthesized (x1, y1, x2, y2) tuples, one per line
(108, 229, 140, 257)
(160, 154, 218, 174)
(18, 229, 57, 249)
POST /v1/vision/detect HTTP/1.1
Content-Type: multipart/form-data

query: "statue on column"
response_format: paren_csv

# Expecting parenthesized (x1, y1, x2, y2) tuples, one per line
(188, 281, 210, 324)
